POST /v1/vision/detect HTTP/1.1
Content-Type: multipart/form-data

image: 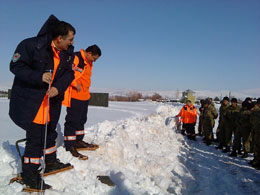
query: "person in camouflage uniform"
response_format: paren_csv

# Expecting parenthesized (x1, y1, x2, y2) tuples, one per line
(230, 101, 252, 157)
(249, 98, 260, 169)
(198, 99, 205, 136)
(202, 99, 218, 145)
(216, 97, 230, 150)
(223, 98, 241, 153)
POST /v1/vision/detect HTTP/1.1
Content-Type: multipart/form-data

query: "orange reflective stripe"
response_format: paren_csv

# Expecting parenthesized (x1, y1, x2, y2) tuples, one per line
(24, 157, 30, 164)
(33, 42, 60, 124)
(64, 136, 76, 141)
(75, 130, 85, 135)
(24, 157, 41, 165)
(44, 146, 56, 155)
(30, 157, 41, 165)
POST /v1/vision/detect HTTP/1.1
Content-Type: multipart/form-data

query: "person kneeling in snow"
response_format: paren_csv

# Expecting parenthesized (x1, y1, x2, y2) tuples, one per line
(176, 100, 197, 140)
(62, 45, 101, 160)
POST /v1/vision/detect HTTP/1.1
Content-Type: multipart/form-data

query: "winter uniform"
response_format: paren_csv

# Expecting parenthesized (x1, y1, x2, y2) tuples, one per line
(224, 104, 241, 149)
(63, 49, 95, 153)
(176, 104, 197, 139)
(217, 103, 230, 148)
(232, 108, 251, 155)
(9, 15, 75, 190)
(198, 106, 204, 136)
(202, 104, 218, 144)
(250, 105, 260, 166)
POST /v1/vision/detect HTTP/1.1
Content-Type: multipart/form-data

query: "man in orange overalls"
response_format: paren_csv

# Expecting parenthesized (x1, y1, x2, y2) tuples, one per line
(176, 100, 198, 140)
(63, 45, 101, 160)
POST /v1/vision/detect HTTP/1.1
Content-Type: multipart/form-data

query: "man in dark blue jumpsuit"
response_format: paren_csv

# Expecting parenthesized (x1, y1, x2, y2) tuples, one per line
(9, 15, 75, 192)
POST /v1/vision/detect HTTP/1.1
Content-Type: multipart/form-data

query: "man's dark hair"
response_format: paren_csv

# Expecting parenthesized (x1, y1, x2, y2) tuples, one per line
(52, 21, 76, 39)
(85, 45, 102, 56)
(231, 98, 237, 103)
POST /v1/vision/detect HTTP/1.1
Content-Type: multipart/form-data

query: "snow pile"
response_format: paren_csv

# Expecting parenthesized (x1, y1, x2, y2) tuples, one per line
(0, 103, 192, 194)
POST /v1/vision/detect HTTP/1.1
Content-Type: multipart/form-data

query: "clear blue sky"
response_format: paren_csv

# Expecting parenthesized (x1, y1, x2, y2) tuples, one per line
(0, 0, 259, 91)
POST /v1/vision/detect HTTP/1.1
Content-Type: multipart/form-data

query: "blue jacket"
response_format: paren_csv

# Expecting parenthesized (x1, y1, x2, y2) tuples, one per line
(9, 15, 75, 130)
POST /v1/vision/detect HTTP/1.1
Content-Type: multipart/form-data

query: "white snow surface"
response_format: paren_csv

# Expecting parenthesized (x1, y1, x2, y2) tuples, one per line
(0, 98, 259, 194)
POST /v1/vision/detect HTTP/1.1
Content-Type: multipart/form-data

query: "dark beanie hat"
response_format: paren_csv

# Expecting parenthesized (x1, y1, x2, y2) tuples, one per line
(204, 99, 210, 105)
(231, 98, 237, 103)
(223, 96, 229, 101)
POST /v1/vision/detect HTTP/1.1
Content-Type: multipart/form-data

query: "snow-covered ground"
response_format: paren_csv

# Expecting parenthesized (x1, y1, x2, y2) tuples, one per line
(0, 98, 259, 194)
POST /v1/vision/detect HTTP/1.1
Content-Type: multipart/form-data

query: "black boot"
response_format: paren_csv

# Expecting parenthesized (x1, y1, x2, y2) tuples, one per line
(222, 147, 230, 153)
(237, 149, 242, 155)
(241, 152, 248, 158)
(44, 158, 73, 176)
(229, 150, 237, 157)
(21, 171, 51, 192)
(216, 145, 223, 150)
(68, 145, 88, 160)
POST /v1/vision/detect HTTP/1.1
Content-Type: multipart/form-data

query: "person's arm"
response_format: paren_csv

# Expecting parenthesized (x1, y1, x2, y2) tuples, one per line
(10, 40, 43, 86)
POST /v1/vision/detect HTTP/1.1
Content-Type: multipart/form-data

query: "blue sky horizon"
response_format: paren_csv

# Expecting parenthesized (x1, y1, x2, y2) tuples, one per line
(0, 0, 259, 92)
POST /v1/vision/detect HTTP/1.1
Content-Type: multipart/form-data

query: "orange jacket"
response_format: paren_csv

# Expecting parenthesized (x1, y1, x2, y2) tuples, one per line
(63, 49, 92, 107)
(33, 42, 60, 124)
(176, 104, 197, 124)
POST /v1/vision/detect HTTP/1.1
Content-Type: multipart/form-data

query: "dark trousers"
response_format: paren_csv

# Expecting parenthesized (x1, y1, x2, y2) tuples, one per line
(183, 123, 196, 137)
(64, 98, 89, 150)
(23, 122, 57, 176)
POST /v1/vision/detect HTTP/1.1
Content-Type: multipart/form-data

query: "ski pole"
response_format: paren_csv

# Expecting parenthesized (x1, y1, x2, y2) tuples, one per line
(40, 70, 52, 194)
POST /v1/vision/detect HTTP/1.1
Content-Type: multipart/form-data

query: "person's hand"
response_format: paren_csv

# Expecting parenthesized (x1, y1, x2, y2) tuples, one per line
(42, 72, 52, 84)
(48, 87, 59, 98)
(76, 84, 81, 92)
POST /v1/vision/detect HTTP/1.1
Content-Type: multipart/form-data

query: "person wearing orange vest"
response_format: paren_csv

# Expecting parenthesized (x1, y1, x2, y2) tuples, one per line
(63, 45, 101, 160)
(176, 100, 198, 140)
(9, 15, 75, 192)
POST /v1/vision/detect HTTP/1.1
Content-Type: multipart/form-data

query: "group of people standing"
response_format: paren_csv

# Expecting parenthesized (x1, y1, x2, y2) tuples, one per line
(176, 97, 260, 171)
(9, 15, 101, 192)
(214, 97, 260, 170)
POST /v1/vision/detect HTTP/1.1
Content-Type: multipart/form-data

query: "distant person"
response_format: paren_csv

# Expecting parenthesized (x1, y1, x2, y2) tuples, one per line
(176, 100, 197, 140)
(249, 98, 260, 169)
(198, 99, 205, 136)
(9, 15, 75, 192)
(230, 101, 251, 157)
(202, 99, 218, 145)
(63, 45, 101, 160)
(223, 98, 241, 153)
(216, 97, 230, 150)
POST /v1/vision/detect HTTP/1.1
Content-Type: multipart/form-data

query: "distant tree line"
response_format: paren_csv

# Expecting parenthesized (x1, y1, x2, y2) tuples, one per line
(109, 91, 163, 102)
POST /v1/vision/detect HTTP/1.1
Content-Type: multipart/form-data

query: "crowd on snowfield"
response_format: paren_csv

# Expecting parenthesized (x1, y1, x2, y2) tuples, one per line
(176, 97, 260, 171)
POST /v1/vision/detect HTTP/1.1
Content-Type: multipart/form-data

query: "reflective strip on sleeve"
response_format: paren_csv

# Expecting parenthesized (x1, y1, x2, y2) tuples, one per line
(75, 130, 85, 135)
(44, 146, 56, 155)
(64, 136, 76, 141)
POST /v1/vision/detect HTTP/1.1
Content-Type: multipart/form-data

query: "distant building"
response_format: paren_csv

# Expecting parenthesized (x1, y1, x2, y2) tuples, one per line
(181, 89, 196, 104)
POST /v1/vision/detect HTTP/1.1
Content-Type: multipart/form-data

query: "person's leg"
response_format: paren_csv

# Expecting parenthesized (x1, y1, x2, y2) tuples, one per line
(22, 123, 51, 190)
(64, 99, 88, 159)
(64, 99, 82, 150)
(76, 100, 89, 142)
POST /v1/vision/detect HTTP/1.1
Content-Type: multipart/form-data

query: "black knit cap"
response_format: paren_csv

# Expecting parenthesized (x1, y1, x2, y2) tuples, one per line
(223, 96, 229, 101)
(231, 98, 237, 103)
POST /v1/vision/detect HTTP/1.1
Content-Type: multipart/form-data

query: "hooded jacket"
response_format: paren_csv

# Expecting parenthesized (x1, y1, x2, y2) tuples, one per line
(9, 15, 75, 130)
